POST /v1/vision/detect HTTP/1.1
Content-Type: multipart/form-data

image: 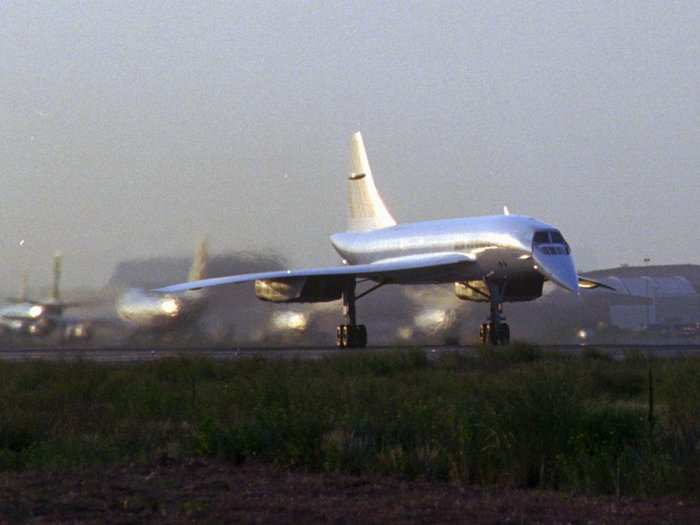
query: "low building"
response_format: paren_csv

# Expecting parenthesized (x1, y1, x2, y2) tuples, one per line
(582, 268, 700, 331)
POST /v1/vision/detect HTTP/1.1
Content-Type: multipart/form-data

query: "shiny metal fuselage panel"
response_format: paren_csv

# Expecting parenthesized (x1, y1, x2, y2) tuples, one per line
(0, 303, 37, 320)
(330, 214, 548, 285)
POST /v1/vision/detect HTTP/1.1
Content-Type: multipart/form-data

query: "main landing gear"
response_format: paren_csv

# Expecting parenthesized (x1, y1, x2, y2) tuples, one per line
(337, 324, 367, 349)
(479, 280, 511, 345)
(336, 281, 369, 349)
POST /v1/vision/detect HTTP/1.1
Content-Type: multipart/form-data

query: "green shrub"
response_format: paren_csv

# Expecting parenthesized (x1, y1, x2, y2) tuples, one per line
(0, 352, 697, 495)
(476, 342, 543, 365)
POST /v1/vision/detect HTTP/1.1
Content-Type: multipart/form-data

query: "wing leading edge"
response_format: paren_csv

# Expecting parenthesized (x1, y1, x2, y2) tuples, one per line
(155, 252, 475, 295)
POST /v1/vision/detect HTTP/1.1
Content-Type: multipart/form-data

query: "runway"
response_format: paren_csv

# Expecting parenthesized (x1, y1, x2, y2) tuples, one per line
(1, 343, 700, 363)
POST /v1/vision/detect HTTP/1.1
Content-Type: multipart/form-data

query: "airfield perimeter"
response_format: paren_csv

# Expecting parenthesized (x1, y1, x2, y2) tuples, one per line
(1, 343, 700, 362)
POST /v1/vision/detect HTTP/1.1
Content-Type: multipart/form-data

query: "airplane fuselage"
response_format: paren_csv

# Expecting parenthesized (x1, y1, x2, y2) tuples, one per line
(331, 214, 579, 293)
(116, 288, 207, 330)
(0, 301, 69, 336)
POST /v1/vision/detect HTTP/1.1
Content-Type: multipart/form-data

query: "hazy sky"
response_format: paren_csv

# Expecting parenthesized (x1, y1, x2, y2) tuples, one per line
(1, 1, 699, 292)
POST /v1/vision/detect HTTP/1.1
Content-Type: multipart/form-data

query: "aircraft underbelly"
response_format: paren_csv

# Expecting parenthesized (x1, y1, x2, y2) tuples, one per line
(379, 262, 481, 284)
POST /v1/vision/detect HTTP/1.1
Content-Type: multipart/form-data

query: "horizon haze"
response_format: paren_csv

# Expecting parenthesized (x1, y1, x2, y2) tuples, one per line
(2, 1, 699, 291)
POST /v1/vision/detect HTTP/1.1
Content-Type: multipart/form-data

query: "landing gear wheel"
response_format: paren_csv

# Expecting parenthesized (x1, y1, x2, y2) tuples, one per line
(480, 323, 498, 345)
(356, 325, 367, 347)
(498, 323, 510, 345)
(336, 325, 345, 348)
(480, 322, 510, 345)
(336, 324, 368, 349)
(479, 323, 489, 345)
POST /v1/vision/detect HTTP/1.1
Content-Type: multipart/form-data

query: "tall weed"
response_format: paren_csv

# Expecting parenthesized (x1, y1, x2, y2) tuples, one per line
(0, 351, 695, 495)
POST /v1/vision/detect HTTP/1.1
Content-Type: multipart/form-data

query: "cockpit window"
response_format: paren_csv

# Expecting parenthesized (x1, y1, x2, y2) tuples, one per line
(533, 231, 550, 244)
(533, 230, 570, 254)
(550, 231, 565, 244)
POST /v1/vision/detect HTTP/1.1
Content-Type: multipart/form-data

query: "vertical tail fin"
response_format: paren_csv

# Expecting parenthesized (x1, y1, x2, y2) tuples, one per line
(187, 238, 208, 282)
(19, 273, 28, 302)
(347, 132, 396, 232)
(51, 252, 62, 302)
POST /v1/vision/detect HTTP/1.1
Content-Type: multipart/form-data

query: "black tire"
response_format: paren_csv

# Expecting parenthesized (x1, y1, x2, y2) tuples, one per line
(489, 322, 499, 345)
(336, 325, 346, 348)
(357, 325, 367, 348)
(499, 323, 510, 345)
(346, 326, 355, 348)
(337, 325, 368, 349)
(347, 325, 359, 348)
(479, 323, 488, 344)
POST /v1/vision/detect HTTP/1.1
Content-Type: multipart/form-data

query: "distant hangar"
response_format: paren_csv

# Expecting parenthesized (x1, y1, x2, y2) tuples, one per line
(582, 265, 700, 330)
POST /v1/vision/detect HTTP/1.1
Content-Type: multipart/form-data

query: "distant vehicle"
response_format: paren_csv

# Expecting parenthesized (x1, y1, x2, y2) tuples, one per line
(0, 253, 92, 341)
(116, 239, 209, 334)
(157, 132, 612, 347)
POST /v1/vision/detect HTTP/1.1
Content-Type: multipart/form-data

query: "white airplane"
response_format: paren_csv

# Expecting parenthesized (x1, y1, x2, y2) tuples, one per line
(157, 132, 611, 347)
(116, 239, 209, 332)
(0, 253, 92, 340)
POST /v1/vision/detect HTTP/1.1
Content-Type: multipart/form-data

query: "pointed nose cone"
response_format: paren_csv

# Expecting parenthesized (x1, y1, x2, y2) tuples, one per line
(534, 251, 579, 293)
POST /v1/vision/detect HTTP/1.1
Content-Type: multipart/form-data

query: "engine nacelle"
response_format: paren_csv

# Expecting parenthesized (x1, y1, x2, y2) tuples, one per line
(255, 278, 305, 302)
(454, 280, 491, 302)
(455, 276, 544, 303)
(255, 277, 342, 303)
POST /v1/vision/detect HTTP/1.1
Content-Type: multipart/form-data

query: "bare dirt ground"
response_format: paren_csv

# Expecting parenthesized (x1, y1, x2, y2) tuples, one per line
(0, 459, 698, 524)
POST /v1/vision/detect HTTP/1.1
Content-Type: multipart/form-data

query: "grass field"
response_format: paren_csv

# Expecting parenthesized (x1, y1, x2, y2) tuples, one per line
(1, 345, 699, 497)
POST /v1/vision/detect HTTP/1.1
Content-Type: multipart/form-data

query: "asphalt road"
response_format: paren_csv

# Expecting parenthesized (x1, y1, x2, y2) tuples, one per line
(1, 343, 700, 362)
